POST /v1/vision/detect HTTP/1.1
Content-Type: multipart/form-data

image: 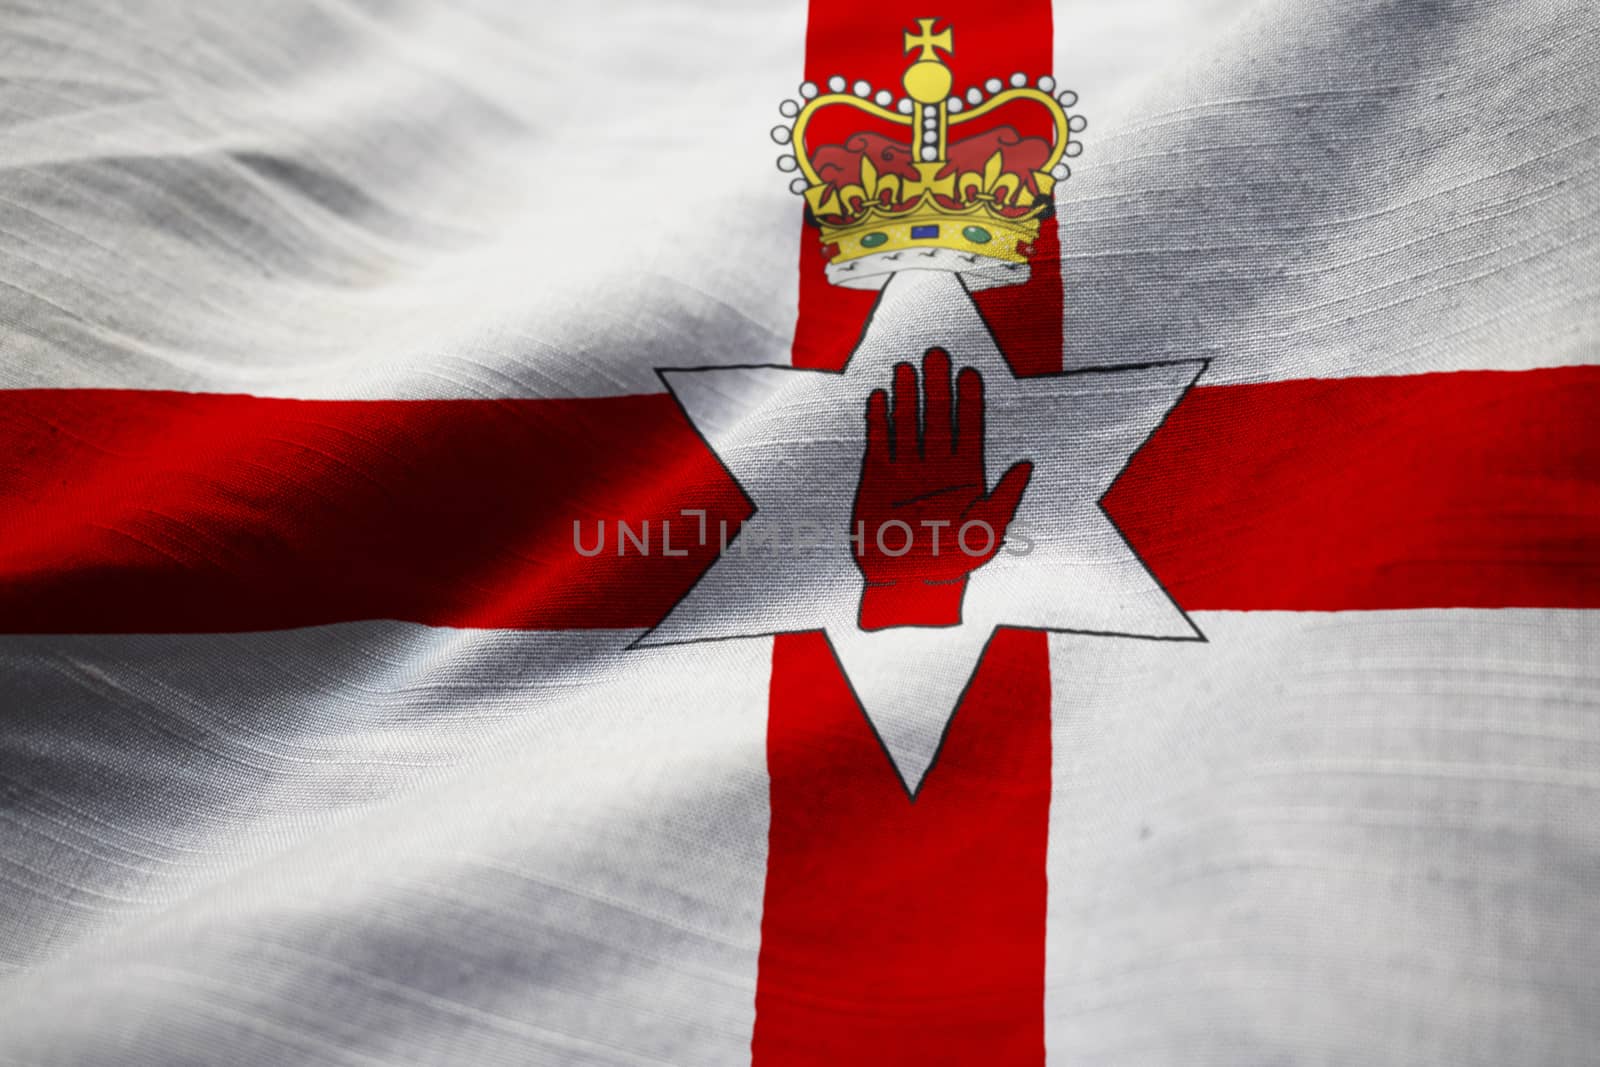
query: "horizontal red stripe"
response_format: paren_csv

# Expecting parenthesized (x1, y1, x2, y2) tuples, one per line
(0, 365, 1593, 633)
(0, 389, 745, 632)
(1103, 365, 1600, 611)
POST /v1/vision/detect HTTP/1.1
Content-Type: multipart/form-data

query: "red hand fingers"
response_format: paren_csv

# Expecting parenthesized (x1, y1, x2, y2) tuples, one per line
(955, 366, 984, 474)
(922, 348, 953, 459)
(891, 361, 919, 461)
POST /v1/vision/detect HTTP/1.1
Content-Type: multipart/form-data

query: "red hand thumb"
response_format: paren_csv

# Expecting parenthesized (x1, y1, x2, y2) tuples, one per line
(971, 460, 1033, 538)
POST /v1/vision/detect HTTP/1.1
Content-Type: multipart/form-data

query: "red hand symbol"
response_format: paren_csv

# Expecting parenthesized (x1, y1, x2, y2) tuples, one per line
(851, 348, 1033, 631)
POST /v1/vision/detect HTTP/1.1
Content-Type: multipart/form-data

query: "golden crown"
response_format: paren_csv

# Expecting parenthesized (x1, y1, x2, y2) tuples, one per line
(772, 19, 1084, 290)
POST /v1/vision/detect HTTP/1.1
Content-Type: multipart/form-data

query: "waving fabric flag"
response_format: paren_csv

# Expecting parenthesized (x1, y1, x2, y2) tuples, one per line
(1, 1, 1597, 1064)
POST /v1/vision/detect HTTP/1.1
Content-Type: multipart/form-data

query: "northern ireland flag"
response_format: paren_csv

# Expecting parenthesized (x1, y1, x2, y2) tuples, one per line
(1, 1, 1597, 1064)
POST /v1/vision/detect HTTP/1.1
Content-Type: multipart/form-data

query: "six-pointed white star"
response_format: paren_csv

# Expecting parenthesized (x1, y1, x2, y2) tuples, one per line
(639, 270, 1204, 795)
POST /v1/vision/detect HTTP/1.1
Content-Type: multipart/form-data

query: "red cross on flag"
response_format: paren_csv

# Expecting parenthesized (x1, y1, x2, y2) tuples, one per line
(1, 2, 1597, 1064)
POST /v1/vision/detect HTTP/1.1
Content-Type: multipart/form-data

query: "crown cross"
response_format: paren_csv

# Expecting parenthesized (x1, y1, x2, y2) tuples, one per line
(903, 18, 952, 61)
(901, 19, 954, 105)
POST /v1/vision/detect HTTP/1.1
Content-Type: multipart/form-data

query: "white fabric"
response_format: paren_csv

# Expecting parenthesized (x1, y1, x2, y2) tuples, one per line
(0, 627, 772, 1065)
(1035, 5, 1600, 1059)
(0, 0, 804, 399)
(1046, 611, 1600, 1065)
(1057, 0, 1600, 383)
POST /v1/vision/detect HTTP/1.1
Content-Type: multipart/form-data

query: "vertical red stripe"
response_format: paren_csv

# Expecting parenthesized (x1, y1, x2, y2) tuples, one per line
(757, 4, 1058, 1062)
(754, 631, 1051, 1063)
